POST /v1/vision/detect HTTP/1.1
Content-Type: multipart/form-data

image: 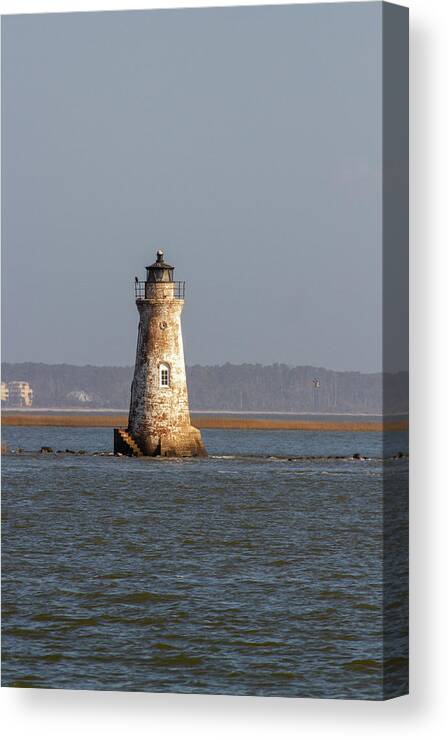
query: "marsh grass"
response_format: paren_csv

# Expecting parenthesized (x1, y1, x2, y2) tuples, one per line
(1, 413, 407, 432)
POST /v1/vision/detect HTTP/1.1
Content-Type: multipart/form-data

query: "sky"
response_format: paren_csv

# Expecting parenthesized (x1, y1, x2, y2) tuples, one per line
(2, 2, 389, 372)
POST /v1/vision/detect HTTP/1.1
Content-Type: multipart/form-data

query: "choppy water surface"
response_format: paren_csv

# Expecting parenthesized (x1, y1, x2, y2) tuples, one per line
(2, 427, 408, 699)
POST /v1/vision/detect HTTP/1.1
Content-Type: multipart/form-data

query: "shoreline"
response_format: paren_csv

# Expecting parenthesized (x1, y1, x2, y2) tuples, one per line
(2, 413, 408, 432)
(1, 407, 404, 417)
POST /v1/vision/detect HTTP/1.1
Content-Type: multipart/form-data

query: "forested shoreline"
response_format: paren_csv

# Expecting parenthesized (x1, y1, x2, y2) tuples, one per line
(1, 362, 408, 414)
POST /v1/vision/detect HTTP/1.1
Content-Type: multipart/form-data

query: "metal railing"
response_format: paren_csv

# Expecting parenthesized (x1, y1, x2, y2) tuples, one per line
(134, 281, 185, 300)
(174, 281, 186, 299)
(134, 281, 146, 299)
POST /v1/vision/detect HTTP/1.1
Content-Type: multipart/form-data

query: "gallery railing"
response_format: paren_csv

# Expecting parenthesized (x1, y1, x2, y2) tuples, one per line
(134, 281, 186, 300)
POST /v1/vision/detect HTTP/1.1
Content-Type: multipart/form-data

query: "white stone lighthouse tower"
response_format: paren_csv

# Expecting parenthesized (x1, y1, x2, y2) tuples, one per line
(114, 250, 206, 457)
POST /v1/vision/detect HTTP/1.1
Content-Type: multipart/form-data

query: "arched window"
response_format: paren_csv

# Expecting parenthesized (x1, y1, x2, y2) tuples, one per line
(159, 363, 170, 387)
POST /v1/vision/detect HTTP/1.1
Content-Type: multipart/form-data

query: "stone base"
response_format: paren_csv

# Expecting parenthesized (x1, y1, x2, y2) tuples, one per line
(133, 425, 207, 458)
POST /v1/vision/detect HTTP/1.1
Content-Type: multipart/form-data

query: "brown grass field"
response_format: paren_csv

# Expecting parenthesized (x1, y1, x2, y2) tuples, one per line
(1, 413, 408, 432)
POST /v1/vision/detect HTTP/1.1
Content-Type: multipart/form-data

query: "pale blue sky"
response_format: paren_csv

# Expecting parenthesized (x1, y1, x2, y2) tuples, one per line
(2, 2, 388, 371)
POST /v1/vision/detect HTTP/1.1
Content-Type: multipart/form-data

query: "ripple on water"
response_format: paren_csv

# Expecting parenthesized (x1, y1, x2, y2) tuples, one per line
(1, 427, 408, 698)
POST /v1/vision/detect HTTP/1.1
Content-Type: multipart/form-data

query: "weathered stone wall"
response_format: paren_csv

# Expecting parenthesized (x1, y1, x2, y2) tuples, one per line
(128, 282, 206, 457)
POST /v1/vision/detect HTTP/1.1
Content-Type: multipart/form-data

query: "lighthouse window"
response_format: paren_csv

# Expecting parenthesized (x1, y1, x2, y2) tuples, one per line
(160, 364, 170, 387)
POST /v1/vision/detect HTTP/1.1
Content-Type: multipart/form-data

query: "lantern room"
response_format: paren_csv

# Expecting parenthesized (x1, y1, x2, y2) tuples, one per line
(146, 250, 174, 283)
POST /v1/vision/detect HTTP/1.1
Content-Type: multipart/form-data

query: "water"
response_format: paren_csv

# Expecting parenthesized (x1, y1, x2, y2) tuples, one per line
(1, 427, 408, 699)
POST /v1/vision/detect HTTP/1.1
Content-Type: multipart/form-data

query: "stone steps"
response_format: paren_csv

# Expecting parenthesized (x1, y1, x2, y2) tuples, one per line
(114, 428, 143, 457)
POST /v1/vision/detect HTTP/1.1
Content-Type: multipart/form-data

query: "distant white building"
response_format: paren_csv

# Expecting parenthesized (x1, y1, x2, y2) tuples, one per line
(66, 390, 93, 403)
(8, 381, 34, 407)
(1, 381, 9, 403)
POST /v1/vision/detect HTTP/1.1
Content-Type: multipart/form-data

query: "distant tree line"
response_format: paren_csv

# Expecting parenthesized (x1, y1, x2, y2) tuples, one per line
(1, 362, 408, 414)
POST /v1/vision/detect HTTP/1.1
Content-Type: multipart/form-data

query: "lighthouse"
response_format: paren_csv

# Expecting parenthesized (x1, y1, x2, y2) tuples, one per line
(114, 250, 207, 457)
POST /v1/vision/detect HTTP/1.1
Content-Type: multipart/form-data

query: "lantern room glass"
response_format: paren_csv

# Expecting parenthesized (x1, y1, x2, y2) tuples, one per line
(147, 267, 174, 283)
